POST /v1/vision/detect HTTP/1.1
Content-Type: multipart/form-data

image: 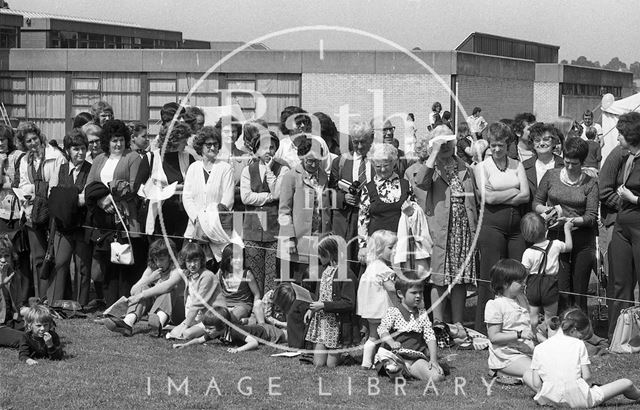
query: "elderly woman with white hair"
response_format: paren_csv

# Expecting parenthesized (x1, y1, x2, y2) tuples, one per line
(357, 142, 416, 259)
(416, 125, 479, 337)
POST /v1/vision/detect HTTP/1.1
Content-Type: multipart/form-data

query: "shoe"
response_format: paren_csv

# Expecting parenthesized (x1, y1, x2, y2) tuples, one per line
(104, 317, 133, 337)
(148, 313, 162, 338)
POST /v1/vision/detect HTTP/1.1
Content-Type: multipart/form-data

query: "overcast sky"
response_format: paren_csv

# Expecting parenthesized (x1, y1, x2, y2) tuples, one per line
(16, 0, 640, 65)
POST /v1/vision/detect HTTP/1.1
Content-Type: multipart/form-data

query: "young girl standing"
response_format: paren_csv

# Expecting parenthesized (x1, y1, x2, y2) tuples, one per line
(520, 212, 573, 329)
(485, 259, 536, 379)
(357, 230, 397, 369)
(304, 235, 357, 367)
(525, 308, 640, 408)
(19, 304, 63, 364)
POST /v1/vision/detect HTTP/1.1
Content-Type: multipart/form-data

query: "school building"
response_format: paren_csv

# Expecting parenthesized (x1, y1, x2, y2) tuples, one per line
(0, 10, 634, 145)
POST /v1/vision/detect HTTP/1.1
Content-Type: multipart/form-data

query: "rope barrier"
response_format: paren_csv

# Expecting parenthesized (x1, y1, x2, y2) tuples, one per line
(78, 224, 638, 306)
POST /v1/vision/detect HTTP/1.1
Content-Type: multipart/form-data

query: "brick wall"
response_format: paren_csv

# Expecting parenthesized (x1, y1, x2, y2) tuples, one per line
(301, 73, 451, 150)
(455, 75, 534, 125)
(533, 82, 560, 122)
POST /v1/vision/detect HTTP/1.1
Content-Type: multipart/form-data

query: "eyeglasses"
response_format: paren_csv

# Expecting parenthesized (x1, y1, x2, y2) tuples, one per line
(88, 139, 100, 145)
(203, 142, 219, 149)
(533, 137, 553, 144)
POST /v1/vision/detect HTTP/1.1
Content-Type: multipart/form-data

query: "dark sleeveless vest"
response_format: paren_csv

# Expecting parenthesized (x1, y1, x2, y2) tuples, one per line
(243, 161, 283, 242)
(367, 178, 409, 235)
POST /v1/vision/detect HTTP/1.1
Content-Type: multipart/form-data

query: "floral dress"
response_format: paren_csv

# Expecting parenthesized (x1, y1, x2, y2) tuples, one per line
(306, 265, 340, 348)
(442, 163, 477, 284)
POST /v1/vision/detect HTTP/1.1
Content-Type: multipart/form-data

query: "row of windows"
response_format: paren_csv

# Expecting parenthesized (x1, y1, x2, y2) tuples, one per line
(0, 72, 301, 139)
(561, 83, 622, 98)
(49, 31, 180, 49)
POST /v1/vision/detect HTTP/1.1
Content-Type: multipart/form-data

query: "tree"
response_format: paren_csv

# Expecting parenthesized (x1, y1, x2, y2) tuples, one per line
(603, 57, 628, 71)
(571, 56, 600, 68)
(0, 1, 9, 9)
(628, 61, 640, 78)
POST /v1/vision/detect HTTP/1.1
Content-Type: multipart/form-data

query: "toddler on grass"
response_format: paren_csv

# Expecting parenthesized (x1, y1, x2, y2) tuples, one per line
(19, 304, 63, 365)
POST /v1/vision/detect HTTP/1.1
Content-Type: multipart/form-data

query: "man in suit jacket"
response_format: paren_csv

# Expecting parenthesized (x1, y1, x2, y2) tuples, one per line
(329, 122, 374, 272)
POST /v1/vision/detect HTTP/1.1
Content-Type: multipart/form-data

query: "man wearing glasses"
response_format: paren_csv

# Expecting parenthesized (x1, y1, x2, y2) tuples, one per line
(377, 119, 408, 178)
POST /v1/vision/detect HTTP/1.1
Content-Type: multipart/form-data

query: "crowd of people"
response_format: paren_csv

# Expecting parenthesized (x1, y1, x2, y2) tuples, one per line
(1, 98, 640, 407)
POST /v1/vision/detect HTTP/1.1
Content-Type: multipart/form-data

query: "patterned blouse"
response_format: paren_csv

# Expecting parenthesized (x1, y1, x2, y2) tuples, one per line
(378, 306, 436, 342)
(357, 173, 416, 248)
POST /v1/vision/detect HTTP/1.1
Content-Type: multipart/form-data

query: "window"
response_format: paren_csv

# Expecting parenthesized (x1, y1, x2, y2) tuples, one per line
(0, 26, 19, 48)
(72, 72, 141, 122)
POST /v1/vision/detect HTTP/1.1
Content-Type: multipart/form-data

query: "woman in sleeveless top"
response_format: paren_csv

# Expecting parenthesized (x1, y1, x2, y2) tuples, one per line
(474, 122, 529, 333)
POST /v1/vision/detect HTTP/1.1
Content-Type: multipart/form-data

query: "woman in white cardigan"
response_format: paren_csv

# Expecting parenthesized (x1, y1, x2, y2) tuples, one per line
(182, 126, 235, 242)
(16, 122, 66, 299)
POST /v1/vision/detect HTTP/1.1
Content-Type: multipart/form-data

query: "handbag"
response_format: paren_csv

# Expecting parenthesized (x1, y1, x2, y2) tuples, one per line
(609, 306, 640, 354)
(39, 220, 57, 280)
(29, 157, 50, 226)
(109, 195, 134, 265)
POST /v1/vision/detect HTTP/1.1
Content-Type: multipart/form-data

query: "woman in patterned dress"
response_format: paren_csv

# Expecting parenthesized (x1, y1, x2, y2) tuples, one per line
(416, 126, 479, 334)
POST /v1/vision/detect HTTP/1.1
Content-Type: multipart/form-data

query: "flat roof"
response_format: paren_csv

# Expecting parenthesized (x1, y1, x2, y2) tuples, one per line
(0, 8, 140, 28)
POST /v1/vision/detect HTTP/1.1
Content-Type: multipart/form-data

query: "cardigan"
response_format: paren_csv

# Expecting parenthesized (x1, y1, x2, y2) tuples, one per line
(599, 145, 629, 227)
(182, 160, 235, 238)
(85, 150, 142, 235)
(278, 164, 333, 263)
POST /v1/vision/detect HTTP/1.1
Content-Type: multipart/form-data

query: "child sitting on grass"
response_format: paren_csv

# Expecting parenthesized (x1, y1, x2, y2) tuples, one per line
(19, 304, 63, 365)
(172, 306, 286, 352)
(104, 238, 184, 337)
(520, 212, 573, 330)
(485, 259, 536, 381)
(524, 308, 640, 408)
(166, 242, 226, 340)
(0, 235, 24, 349)
(375, 273, 445, 381)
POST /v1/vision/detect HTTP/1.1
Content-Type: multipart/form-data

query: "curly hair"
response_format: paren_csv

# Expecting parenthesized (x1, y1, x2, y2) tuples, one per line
(155, 122, 191, 151)
(0, 124, 17, 154)
(369, 142, 398, 162)
(413, 134, 431, 161)
(100, 119, 131, 155)
(160, 102, 185, 125)
(90, 100, 113, 123)
(16, 121, 45, 148)
(72, 112, 94, 129)
(192, 126, 221, 156)
(616, 111, 640, 148)
(183, 106, 205, 131)
(279, 106, 309, 136)
(528, 122, 559, 146)
(512, 112, 536, 136)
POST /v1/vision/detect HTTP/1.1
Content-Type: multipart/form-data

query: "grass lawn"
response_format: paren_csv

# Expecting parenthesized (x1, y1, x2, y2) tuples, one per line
(2, 313, 640, 410)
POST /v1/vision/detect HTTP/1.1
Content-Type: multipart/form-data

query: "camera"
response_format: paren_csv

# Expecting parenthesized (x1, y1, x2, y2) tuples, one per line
(337, 179, 362, 196)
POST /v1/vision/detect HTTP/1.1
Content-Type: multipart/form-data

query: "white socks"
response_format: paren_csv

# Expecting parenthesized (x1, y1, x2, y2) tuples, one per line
(123, 313, 137, 327)
(361, 339, 377, 368)
(156, 311, 169, 328)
